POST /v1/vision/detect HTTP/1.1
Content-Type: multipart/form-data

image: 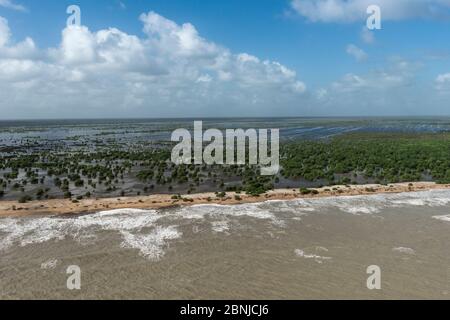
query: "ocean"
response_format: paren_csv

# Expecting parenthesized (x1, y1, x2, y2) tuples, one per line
(2, 117, 450, 150)
(1, 189, 449, 299)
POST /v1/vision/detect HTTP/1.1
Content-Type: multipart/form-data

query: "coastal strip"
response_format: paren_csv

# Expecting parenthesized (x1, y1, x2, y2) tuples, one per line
(0, 182, 448, 218)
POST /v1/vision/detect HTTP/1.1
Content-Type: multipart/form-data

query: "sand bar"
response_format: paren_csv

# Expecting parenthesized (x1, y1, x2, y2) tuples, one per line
(0, 182, 448, 218)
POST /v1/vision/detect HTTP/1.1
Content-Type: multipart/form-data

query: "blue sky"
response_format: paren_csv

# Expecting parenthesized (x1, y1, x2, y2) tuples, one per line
(1, 0, 450, 118)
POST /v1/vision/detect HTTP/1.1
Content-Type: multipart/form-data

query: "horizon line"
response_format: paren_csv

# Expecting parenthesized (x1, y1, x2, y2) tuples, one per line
(2, 115, 450, 122)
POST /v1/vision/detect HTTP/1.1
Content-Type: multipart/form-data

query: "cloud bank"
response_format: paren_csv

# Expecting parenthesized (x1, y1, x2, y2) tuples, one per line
(291, 0, 450, 23)
(0, 0, 26, 12)
(1, 9, 448, 118)
(0, 12, 307, 118)
(346, 44, 368, 62)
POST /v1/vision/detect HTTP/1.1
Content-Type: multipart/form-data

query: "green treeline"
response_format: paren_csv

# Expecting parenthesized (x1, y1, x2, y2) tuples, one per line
(281, 132, 450, 185)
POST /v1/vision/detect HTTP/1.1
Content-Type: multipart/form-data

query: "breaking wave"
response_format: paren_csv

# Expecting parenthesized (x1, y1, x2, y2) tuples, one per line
(1, 189, 450, 260)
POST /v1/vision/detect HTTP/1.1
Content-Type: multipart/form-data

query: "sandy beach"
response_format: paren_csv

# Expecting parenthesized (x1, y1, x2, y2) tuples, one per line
(2, 181, 450, 299)
(1, 181, 448, 218)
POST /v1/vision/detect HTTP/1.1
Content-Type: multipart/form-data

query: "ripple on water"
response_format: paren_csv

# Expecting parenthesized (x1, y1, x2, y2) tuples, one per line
(1, 189, 450, 260)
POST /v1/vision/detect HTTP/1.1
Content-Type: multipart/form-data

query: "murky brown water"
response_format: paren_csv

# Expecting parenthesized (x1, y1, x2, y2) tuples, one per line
(1, 190, 449, 299)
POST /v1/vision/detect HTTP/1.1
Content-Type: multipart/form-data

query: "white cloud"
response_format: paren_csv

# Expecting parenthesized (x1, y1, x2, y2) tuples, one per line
(0, 16, 10, 47)
(0, 12, 307, 118)
(303, 58, 441, 116)
(196, 74, 212, 83)
(316, 88, 328, 100)
(360, 27, 375, 44)
(346, 44, 368, 62)
(290, 0, 450, 23)
(0, 17, 37, 59)
(0, 0, 26, 11)
(436, 73, 450, 82)
(118, 1, 126, 10)
(436, 73, 450, 91)
(332, 59, 417, 92)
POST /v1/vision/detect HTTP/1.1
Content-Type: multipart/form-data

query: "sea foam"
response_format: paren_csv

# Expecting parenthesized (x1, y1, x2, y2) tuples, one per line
(2, 189, 450, 259)
(0, 209, 180, 260)
(433, 215, 450, 222)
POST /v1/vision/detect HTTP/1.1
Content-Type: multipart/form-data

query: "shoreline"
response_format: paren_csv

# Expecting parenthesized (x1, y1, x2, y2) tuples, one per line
(1, 181, 449, 218)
